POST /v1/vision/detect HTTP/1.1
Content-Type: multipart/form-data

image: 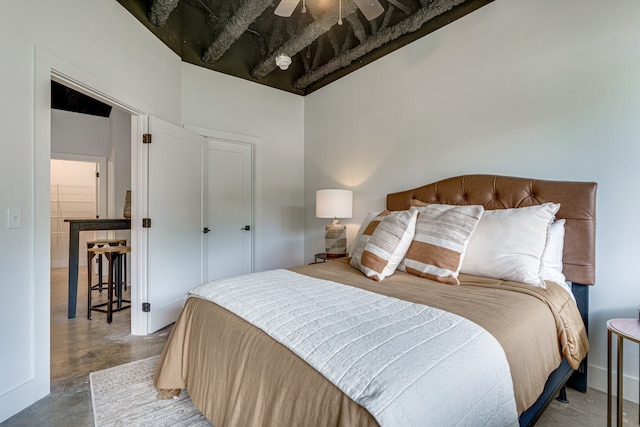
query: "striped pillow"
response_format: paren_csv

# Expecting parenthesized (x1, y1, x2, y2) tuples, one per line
(349, 211, 383, 256)
(355, 210, 418, 282)
(398, 204, 484, 285)
(350, 211, 417, 280)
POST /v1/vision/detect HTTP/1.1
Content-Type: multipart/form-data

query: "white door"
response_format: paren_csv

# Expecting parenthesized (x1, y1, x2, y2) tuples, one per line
(144, 116, 206, 333)
(207, 140, 253, 281)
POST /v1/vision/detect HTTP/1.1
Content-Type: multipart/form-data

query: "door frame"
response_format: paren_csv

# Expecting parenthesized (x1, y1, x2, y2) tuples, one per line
(185, 126, 263, 274)
(31, 47, 152, 410)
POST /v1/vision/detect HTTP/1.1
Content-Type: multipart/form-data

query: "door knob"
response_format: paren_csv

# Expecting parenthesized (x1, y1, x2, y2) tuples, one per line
(241, 225, 251, 231)
(203, 227, 211, 233)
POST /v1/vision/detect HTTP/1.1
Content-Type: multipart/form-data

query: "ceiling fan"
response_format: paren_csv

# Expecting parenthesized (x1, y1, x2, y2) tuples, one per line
(274, 0, 384, 22)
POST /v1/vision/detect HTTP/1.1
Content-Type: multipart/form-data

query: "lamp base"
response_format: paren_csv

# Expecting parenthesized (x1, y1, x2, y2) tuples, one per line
(325, 219, 347, 256)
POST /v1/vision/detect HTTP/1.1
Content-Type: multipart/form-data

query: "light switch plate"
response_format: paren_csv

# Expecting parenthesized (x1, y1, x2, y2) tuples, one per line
(7, 207, 22, 229)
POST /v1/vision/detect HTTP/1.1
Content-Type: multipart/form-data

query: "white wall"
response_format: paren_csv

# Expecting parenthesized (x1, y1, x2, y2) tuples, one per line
(0, 1, 305, 420)
(51, 110, 110, 156)
(304, 0, 640, 401)
(109, 108, 132, 231)
(181, 63, 306, 271)
(0, 0, 181, 421)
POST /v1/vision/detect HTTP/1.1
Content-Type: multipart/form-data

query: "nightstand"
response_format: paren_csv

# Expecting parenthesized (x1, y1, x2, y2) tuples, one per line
(607, 318, 640, 426)
(314, 253, 346, 263)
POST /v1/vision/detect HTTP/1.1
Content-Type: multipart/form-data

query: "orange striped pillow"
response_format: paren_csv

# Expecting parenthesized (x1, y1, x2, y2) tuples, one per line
(398, 204, 484, 285)
(349, 211, 389, 269)
(355, 210, 418, 282)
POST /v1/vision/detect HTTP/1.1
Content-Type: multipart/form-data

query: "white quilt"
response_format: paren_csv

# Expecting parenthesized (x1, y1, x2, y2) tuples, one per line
(189, 269, 518, 427)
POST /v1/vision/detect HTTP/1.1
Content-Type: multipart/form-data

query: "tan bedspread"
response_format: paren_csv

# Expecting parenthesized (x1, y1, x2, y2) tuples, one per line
(154, 259, 588, 425)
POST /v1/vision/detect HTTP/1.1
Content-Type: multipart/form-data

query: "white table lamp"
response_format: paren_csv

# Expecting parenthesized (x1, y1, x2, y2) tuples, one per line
(316, 189, 353, 257)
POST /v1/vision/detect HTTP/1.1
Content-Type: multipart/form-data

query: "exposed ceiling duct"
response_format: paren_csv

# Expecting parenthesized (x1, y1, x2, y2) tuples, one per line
(117, 0, 493, 95)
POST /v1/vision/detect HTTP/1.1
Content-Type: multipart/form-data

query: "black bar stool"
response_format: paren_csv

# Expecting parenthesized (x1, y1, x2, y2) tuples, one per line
(87, 245, 131, 323)
(86, 239, 127, 295)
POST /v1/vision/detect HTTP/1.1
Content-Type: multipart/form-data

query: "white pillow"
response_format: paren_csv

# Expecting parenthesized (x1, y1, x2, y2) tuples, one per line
(540, 219, 567, 286)
(352, 210, 418, 281)
(460, 203, 560, 288)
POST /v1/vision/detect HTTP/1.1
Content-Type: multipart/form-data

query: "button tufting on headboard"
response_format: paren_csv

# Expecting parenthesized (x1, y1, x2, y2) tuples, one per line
(387, 175, 597, 285)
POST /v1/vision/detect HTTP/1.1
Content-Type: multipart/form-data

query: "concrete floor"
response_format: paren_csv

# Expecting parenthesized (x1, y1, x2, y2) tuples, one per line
(1, 268, 171, 427)
(1, 268, 637, 426)
(538, 386, 638, 426)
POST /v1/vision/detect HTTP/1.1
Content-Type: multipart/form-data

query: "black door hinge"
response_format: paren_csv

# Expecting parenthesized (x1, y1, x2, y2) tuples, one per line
(142, 302, 151, 312)
(143, 133, 152, 144)
(142, 218, 151, 228)
(96, 172, 100, 178)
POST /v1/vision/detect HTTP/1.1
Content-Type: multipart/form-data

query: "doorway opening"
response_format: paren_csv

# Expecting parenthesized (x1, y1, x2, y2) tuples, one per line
(49, 81, 136, 392)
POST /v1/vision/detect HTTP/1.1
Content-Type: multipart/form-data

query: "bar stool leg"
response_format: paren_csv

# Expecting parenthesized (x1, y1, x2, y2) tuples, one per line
(97, 253, 103, 292)
(123, 251, 127, 292)
(106, 252, 115, 324)
(115, 252, 122, 309)
(87, 251, 95, 320)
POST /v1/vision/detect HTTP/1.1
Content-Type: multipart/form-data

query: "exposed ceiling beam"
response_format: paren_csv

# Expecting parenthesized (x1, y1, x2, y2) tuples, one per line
(293, 0, 465, 90)
(149, 0, 180, 28)
(327, 30, 341, 56)
(251, 1, 359, 80)
(380, 5, 396, 31)
(312, 36, 326, 70)
(202, 0, 275, 65)
(268, 19, 286, 54)
(345, 14, 367, 43)
(341, 27, 356, 52)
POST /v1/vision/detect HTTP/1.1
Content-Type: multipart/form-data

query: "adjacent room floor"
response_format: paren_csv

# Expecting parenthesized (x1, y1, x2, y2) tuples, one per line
(0, 268, 637, 426)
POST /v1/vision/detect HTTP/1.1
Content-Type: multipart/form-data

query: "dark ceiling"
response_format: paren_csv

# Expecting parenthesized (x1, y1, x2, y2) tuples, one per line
(51, 81, 113, 117)
(117, 0, 493, 96)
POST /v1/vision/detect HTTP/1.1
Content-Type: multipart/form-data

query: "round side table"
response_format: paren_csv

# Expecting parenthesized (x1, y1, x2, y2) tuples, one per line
(314, 252, 346, 263)
(607, 318, 640, 426)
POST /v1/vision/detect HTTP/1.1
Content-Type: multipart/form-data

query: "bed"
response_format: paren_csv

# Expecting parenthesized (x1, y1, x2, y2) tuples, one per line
(154, 174, 596, 426)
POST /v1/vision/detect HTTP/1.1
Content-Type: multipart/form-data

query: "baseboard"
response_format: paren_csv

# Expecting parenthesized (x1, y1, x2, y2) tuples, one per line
(0, 378, 48, 423)
(589, 364, 639, 403)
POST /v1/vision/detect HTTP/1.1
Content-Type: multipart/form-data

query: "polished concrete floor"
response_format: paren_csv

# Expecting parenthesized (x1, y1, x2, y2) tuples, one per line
(1, 268, 637, 426)
(1, 268, 171, 427)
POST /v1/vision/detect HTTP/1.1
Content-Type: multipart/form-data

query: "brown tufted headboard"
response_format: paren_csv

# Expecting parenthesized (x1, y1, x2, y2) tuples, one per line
(387, 175, 597, 285)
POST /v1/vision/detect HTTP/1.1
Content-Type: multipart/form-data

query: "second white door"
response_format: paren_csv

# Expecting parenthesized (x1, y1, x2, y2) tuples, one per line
(207, 140, 253, 281)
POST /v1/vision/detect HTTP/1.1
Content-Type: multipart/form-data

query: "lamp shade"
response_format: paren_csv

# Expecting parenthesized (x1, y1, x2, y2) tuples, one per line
(316, 189, 353, 219)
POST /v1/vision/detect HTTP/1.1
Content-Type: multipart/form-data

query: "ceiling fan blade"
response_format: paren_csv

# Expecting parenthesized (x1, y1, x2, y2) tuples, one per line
(274, 0, 301, 17)
(353, 0, 384, 21)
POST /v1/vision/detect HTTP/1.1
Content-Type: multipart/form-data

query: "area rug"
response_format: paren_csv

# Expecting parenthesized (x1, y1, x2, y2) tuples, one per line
(90, 355, 211, 426)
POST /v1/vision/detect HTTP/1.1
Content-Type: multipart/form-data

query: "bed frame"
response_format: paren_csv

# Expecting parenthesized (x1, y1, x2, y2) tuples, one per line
(386, 175, 597, 426)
